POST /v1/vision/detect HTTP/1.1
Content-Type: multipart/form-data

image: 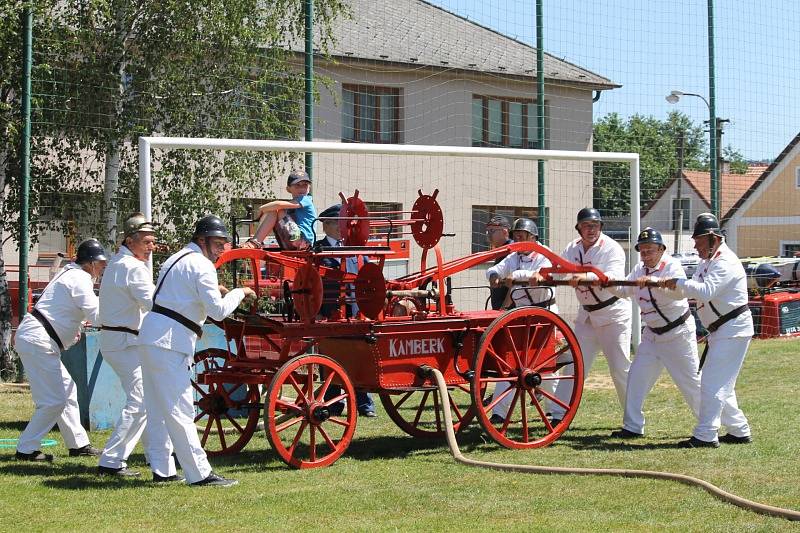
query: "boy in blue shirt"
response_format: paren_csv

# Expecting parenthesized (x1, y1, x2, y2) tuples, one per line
(244, 170, 316, 250)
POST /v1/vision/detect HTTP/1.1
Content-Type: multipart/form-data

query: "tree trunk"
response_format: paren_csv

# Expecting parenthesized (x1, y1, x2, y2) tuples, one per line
(0, 233, 15, 382)
(104, 141, 121, 245)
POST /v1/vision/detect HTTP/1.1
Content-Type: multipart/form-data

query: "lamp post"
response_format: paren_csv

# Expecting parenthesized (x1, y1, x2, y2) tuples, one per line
(666, 90, 724, 219)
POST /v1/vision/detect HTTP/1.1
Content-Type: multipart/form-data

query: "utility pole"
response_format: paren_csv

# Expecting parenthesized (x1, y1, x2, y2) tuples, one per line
(673, 132, 685, 254)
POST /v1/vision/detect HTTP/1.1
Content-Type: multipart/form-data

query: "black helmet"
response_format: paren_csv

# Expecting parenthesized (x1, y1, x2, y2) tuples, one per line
(635, 227, 666, 251)
(575, 207, 603, 231)
(193, 215, 230, 241)
(76, 239, 108, 264)
(511, 217, 538, 238)
(692, 213, 723, 239)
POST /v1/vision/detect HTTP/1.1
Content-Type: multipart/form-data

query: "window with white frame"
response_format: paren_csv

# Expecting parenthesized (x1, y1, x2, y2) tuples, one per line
(795, 166, 800, 189)
(671, 197, 691, 230)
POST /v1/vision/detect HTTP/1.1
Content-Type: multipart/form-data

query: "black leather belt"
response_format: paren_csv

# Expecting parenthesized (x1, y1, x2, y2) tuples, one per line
(698, 304, 750, 371)
(649, 309, 691, 335)
(582, 296, 619, 312)
(707, 304, 749, 333)
(100, 325, 139, 336)
(30, 308, 65, 350)
(151, 304, 203, 338)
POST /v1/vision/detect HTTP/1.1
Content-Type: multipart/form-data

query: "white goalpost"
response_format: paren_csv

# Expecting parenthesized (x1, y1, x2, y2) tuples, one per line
(137, 137, 642, 345)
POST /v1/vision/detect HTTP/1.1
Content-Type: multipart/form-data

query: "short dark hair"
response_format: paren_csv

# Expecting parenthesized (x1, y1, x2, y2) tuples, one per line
(487, 215, 511, 229)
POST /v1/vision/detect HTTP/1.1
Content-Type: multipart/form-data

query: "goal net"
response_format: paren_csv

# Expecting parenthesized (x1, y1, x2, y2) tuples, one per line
(139, 137, 641, 334)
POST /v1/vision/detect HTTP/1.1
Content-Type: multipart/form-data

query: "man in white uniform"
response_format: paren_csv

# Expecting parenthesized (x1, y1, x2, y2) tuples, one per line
(605, 228, 701, 438)
(486, 218, 558, 423)
(138, 215, 255, 486)
(15, 239, 107, 462)
(551, 208, 632, 426)
(661, 213, 753, 447)
(97, 213, 173, 478)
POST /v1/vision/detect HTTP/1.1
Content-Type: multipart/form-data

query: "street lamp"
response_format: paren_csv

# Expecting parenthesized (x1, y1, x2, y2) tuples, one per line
(666, 90, 722, 219)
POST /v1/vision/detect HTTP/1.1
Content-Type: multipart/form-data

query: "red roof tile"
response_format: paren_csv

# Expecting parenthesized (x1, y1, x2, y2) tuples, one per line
(681, 164, 767, 216)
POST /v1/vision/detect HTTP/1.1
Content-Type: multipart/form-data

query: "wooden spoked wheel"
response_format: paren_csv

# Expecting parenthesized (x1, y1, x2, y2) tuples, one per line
(192, 348, 262, 456)
(264, 355, 357, 469)
(379, 383, 478, 438)
(471, 307, 583, 449)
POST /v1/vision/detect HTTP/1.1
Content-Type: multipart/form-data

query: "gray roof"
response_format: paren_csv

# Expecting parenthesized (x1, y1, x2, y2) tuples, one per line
(288, 0, 618, 90)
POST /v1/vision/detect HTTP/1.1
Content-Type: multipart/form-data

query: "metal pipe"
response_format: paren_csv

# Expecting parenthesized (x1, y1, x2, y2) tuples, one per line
(17, 6, 33, 380)
(630, 157, 641, 348)
(707, 0, 718, 218)
(138, 137, 153, 271)
(304, 0, 314, 178)
(137, 137, 640, 163)
(536, 0, 547, 245)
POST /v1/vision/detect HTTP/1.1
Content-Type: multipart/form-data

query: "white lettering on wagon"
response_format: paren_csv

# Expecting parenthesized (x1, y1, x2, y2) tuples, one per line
(389, 338, 446, 357)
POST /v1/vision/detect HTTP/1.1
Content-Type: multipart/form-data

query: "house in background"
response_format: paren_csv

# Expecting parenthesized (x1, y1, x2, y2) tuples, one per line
(5, 0, 619, 321)
(278, 0, 619, 312)
(724, 132, 800, 257)
(641, 164, 766, 255)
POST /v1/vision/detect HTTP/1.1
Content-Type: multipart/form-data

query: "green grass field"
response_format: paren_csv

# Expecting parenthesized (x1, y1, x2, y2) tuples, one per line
(1, 338, 799, 532)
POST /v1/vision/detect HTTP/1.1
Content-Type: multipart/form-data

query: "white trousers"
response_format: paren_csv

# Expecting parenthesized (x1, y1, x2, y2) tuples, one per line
(15, 337, 90, 454)
(99, 346, 172, 472)
(623, 325, 701, 434)
(551, 319, 631, 419)
(140, 345, 210, 483)
(693, 336, 751, 442)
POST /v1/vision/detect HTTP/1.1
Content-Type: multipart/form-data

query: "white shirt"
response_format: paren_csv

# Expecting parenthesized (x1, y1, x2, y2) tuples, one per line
(562, 233, 630, 326)
(486, 249, 558, 311)
(15, 263, 99, 350)
(99, 245, 155, 353)
(610, 253, 690, 331)
(138, 243, 245, 355)
(676, 242, 753, 339)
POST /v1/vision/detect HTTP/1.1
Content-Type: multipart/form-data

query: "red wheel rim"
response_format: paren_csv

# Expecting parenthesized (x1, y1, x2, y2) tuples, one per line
(379, 383, 479, 438)
(265, 355, 357, 469)
(192, 349, 261, 456)
(471, 307, 583, 449)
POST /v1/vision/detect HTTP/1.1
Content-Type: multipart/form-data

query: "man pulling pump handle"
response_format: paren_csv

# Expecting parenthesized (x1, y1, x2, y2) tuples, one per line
(658, 213, 754, 448)
(138, 215, 256, 486)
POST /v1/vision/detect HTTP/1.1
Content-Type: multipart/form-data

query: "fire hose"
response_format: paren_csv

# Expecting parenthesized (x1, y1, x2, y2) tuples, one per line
(423, 366, 800, 522)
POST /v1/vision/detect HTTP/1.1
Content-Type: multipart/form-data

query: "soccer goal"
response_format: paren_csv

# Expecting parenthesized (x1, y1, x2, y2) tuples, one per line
(138, 137, 641, 342)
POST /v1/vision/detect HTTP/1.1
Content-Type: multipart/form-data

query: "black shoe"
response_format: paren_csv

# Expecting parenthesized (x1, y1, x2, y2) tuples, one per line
(15, 450, 53, 462)
(549, 418, 562, 427)
(719, 433, 753, 444)
(489, 414, 506, 424)
(678, 436, 720, 448)
(97, 465, 140, 477)
(190, 471, 238, 487)
(610, 428, 644, 439)
(153, 473, 186, 483)
(359, 410, 377, 418)
(69, 445, 101, 457)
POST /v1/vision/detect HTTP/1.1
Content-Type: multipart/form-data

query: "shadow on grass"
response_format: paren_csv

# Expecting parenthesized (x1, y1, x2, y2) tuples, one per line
(0, 420, 29, 432)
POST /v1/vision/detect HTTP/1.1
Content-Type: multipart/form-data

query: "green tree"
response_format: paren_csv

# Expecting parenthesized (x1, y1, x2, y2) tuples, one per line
(723, 145, 749, 174)
(592, 111, 706, 217)
(0, 0, 348, 379)
(30, 0, 346, 249)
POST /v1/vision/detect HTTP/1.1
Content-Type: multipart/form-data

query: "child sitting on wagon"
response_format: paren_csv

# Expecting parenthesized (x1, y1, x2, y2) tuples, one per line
(242, 170, 316, 250)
